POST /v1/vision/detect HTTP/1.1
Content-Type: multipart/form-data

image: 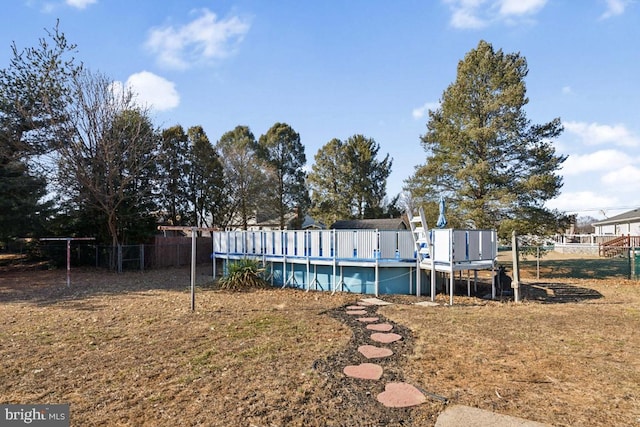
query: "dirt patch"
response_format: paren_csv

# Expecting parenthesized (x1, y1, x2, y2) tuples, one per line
(1, 265, 640, 426)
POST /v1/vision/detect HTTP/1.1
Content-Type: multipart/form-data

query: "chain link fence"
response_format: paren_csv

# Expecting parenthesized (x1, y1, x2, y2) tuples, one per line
(36, 237, 215, 272)
(497, 245, 640, 281)
(16, 240, 640, 281)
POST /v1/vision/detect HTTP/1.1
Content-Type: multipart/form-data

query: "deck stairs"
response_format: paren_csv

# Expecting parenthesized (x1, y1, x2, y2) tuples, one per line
(407, 207, 431, 267)
(599, 235, 640, 257)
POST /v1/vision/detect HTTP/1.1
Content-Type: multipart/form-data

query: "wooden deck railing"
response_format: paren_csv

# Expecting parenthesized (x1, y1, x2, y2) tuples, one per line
(599, 235, 640, 257)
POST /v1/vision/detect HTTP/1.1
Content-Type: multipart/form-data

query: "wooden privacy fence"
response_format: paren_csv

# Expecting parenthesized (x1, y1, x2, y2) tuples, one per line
(152, 236, 212, 268)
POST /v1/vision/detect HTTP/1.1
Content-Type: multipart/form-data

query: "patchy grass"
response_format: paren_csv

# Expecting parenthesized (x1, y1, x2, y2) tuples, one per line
(497, 250, 635, 280)
(381, 279, 640, 426)
(1, 263, 639, 426)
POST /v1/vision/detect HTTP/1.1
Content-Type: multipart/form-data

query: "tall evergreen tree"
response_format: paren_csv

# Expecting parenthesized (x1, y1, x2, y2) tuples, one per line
(109, 110, 159, 244)
(308, 135, 392, 226)
(216, 126, 265, 230)
(405, 40, 567, 237)
(0, 22, 79, 159)
(0, 155, 52, 243)
(343, 134, 392, 219)
(258, 122, 309, 229)
(308, 138, 351, 227)
(158, 125, 191, 226)
(0, 23, 80, 243)
(188, 126, 225, 228)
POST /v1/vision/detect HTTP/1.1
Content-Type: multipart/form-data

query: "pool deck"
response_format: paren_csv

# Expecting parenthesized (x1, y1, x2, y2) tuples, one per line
(212, 228, 499, 302)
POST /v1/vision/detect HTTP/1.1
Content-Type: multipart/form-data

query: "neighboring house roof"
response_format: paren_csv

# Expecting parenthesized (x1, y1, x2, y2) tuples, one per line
(592, 207, 640, 226)
(330, 218, 408, 230)
(301, 214, 325, 230)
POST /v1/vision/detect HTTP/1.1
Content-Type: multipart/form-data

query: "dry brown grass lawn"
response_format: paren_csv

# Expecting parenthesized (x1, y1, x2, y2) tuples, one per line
(1, 257, 639, 426)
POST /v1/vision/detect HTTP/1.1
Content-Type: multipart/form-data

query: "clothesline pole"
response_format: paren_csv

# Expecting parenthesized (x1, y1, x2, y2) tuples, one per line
(40, 237, 95, 286)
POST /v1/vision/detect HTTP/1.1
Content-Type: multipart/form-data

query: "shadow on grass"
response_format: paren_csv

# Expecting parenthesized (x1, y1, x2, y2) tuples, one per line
(0, 265, 215, 308)
(523, 282, 604, 304)
(451, 279, 604, 304)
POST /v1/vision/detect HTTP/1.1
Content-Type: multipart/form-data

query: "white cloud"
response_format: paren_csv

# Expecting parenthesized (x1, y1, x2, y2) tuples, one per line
(561, 86, 572, 95)
(451, 7, 487, 29)
(412, 102, 440, 120)
(123, 71, 180, 112)
(600, 0, 630, 19)
(443, 0, 547, 29)
(546, 191, 619, 214)
(602, 165, 640, 191)
(65, 0, 96, 9)
(564, 121, 640, 147)
(561, 149, 632, 175)
(145, 8, 250, 70)
(498, 0, 547, 16)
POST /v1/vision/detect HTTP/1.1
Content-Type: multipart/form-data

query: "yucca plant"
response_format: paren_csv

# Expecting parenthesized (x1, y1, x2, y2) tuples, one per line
(219, 258, 270, 291)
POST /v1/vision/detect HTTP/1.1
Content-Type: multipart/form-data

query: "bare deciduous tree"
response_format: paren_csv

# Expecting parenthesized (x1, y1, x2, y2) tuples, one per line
(57, 70, 159, 248)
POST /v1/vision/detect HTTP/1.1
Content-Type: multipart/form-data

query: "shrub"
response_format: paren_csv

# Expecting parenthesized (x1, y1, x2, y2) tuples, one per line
(219, 258, 270, 291)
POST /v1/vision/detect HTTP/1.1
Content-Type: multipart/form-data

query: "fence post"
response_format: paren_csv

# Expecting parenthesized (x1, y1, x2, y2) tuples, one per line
(191, 227, 196, 312)
(628, 245, 632, 280)
(66, 238, 71, 287)
(212, 235, 216, 278)
(140, 244, 144, 271)
(511, 231, 520, 303)
(117, 244, 123, 273)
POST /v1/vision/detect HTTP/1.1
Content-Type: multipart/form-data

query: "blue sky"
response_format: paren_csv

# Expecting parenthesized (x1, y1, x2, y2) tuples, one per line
(3, 0, 639, 220)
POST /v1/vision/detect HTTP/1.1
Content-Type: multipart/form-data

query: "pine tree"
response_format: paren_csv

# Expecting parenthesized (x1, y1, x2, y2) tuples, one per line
(308, 138, 351, 227)
(158, 125, 191, 226)
(188, 126, 225, 228)
(216, 126, 265, 230)
(405, 40, 567, 237)
(308, 135, 392, 226)
(343, 134, 392, 219)
(0, 23, 79, 243)
(258, 123, 309, 229)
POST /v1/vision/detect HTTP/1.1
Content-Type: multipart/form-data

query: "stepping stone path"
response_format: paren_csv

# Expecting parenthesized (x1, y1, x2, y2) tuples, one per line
(366, 323, 394, 332)
(358, 345, 393, 359)
(377, 382, 427, 408)
(343, 363, 384, 380)
(339, 298, 427, 409)
(356, 317, 379, 323)
(346, 309, 368, 315)
(370, 332, 403, 343)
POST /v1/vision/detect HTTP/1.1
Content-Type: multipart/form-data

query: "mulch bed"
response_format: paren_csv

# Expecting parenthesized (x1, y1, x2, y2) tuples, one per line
(309, 303, 426, 426)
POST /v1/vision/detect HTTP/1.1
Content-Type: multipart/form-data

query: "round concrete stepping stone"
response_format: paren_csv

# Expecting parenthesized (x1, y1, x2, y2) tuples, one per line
(343, 363, 383, 380)
(366, 323, 393, 332)
(377, 382, 426, 408)
(346, 310, 368, 315)
(346, 305, 365, 310)
(358, 345, 394, 359)
(371, 332, 402, 343)
(357, 301, 373, 306)
(357, 317, 379, 323)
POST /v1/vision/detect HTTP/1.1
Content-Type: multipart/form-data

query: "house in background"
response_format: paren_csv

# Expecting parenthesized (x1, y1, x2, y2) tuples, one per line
(228, 210, 325, 231)
(300, 214, 325, 230)
(330, 218, 408, 230)
(592, 208, 640, 236)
